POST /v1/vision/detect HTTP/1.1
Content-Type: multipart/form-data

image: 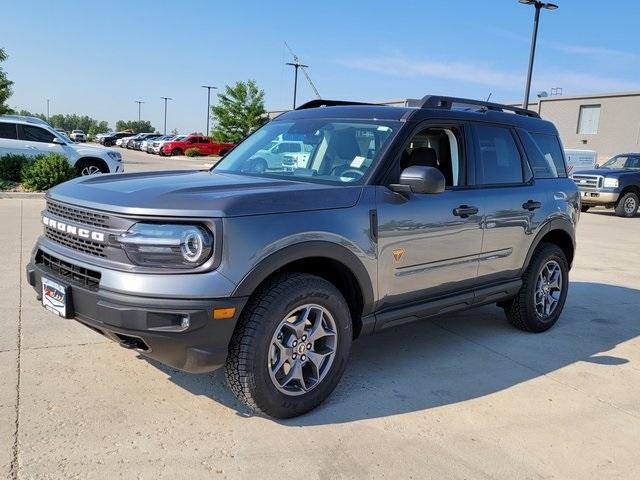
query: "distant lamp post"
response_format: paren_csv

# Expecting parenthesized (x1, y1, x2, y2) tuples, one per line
(160, 96, 172, 135)
(46, 98, 50, 121)
(286, 61, 308, 109)
(201, 85, 217, 136)
(135, 100, 144, 121)
(519, 0, 558, 109)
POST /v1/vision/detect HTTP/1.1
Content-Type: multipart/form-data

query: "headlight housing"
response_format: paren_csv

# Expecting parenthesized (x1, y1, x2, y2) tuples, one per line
(603, 177, 619, 188)
(107, 151, 122, 161)
(118, 223, 213, 268)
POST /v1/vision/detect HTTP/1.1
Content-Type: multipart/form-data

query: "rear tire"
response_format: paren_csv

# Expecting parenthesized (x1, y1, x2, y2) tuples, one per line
(614, 192, 639, 218)
(580, 205, 590, 213)
(503, 243, 569, 333)
(225, 273, 352, 418)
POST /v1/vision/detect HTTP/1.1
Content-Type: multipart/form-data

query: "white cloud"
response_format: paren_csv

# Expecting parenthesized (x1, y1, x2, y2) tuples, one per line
(341, 54, 640, 95)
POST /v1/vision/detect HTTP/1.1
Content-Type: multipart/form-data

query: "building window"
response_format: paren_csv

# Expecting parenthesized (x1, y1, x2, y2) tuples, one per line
(577, 105, 601, 134)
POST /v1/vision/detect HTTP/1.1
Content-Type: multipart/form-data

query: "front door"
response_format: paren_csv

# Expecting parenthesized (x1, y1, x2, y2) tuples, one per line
(376, 123, 484, 310)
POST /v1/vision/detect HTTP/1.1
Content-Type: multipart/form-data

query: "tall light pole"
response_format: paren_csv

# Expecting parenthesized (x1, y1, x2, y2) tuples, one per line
(160, 96, 172, 135)
(201, 85, 217, 136)
(46, 98, 50, 121)
(135, 100, 144, 121)
(519, 0, 558, 109)
(286, 61, 308, 109)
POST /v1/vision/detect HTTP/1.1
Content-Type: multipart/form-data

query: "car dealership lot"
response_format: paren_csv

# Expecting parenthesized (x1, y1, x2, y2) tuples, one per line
(106, 145, 217, 173)
(1, 203, 639, 479)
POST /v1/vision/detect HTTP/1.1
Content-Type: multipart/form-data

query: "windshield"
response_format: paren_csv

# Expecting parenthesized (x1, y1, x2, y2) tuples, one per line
(214, 119, 399, 184)
(601, 156, 628, 169)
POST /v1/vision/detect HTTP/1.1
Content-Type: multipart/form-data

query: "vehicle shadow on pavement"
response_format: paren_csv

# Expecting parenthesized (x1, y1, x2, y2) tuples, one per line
(150, 281, 639, 424)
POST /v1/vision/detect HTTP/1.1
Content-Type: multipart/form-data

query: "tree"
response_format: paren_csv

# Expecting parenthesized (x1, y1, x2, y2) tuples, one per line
(0, 47, 14, 115)
(115, 120, 155, 134)
(211, 80, 267, 143)
(16, 110, 109, 134)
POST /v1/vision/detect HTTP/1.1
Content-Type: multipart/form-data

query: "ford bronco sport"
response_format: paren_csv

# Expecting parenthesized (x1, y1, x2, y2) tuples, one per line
(27, 96, 579, 418)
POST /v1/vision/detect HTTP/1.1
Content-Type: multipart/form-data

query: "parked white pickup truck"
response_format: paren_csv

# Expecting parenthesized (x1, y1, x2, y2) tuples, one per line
(248, 140, 312, 172)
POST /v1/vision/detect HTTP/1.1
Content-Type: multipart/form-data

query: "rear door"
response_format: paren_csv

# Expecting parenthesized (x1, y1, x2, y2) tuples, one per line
(472, 124, 544, 283)
(0, 122, 26, 156)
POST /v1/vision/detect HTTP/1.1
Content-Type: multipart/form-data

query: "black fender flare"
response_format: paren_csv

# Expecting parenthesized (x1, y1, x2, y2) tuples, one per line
(232, 241, 375, 316)
(520, 217, 576, 274)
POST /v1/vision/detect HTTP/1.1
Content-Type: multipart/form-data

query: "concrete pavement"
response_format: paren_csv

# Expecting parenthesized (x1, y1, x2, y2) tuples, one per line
(2, 198, 639, 479)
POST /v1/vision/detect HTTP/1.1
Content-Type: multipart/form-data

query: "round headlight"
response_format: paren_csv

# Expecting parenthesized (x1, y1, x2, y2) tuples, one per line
(181, 229, 205, 262)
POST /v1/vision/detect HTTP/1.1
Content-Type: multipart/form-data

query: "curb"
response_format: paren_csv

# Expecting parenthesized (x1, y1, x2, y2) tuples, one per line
(0, 191, 46, 199)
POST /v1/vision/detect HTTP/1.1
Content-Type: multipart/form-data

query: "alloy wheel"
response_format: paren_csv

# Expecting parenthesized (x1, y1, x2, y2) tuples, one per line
(624, 196, 637, 215)
(535, 260, 562, 319)
(268, 304, 337, 396)
(80, 165, 102, 176)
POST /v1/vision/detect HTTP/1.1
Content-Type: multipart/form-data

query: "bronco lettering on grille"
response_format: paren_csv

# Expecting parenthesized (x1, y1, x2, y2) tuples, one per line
(42, 215, 105, 242)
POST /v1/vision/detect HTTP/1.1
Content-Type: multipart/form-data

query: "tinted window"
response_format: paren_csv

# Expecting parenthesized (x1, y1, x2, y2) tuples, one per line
(475, 125, 524, 184)
(531, 133, 566, 177)
(627, 156, 640, 169)
(0, 122, 18, 140)
(22, 125, 56, 143)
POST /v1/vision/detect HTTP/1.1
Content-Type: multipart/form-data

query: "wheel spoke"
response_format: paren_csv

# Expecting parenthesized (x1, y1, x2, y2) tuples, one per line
(281, 361, 305, 391)
(306, 350, 331, 379)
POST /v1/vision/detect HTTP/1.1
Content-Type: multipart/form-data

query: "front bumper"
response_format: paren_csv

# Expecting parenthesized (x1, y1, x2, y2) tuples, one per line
(579, 190, 620, 206)
(26, 259, 247, 373)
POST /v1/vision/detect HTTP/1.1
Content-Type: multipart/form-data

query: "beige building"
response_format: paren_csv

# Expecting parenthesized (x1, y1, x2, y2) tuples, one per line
(269, 92, 640, 163)
(518, 91, 640, 162)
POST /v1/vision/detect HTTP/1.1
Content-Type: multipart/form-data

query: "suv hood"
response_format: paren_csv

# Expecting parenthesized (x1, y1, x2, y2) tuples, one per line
(71, 143, 115, 157)
(574, 168, 630, 176)
(48, 170, 362, 217)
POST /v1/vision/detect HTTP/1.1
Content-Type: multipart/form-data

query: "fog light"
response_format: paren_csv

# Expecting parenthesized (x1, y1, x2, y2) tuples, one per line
(213, 307, 236, 320)
(180, 316, 190, 330)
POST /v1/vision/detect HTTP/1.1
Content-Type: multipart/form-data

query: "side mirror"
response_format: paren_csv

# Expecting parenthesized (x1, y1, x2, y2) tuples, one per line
(390, 166, 445, 194)
(52, 137, 66, 145)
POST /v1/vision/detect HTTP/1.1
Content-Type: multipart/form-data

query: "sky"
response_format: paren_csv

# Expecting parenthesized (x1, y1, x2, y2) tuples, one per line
(3, 0, 640, 134)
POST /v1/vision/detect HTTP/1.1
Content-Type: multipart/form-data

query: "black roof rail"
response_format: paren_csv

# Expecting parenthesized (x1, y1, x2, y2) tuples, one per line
(295, 99, 377, 110)
(415, 95, 540, 118)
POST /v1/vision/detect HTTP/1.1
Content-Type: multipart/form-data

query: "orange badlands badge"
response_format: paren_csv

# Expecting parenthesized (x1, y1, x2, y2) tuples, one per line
(392, 248, 405, 262)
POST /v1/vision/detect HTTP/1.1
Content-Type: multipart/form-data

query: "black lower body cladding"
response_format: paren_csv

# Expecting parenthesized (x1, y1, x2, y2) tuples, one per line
(26, 261, 247, 373)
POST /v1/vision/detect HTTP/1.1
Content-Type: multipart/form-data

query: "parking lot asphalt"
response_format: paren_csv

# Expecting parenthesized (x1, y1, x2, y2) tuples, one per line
(1, 200, 639, 479)
(103, 144, 217, 173)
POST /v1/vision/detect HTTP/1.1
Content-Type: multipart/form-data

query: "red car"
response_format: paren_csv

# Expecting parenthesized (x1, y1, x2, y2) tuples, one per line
(161, 135, 235, 157)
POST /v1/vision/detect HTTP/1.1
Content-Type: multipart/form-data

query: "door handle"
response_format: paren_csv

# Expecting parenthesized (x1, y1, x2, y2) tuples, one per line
(522, 200, 542, 211)
(453, 205, 479, 218)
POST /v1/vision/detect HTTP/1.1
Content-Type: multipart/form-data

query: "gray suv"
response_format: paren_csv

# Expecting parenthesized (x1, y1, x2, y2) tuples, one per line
(27, 96, 579, 418)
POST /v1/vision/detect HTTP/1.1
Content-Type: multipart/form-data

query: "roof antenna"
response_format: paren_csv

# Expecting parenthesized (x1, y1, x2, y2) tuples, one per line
(486, 92, 492, 102)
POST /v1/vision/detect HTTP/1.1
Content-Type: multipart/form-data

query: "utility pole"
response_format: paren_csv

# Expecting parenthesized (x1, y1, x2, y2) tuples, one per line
(135, 100, 144, 121)
(286, 61, 307, 109)
(160, 96, 172, 135)
(519, 0, 558, 109)
(201, 85, 217, 136)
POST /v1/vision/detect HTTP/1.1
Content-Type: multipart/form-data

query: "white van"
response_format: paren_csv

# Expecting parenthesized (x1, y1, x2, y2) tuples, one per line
(564, 149, 597, 174)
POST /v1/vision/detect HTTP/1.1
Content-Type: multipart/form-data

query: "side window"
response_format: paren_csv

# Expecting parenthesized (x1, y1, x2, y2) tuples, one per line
(0, 122, 18, 139)
(400, 126, 464, 187)
(530, 133, 567, 177)
(627, 156, 640, 169)
(22, 125, 56, 143)
(475, 125, 524, 185)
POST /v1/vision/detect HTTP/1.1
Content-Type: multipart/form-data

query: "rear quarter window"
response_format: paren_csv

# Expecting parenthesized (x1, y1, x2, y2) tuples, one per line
(530, 133, 567, 178)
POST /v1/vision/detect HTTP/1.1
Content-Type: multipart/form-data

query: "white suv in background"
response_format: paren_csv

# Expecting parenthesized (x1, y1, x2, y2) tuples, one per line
(0, 116, 123, 175)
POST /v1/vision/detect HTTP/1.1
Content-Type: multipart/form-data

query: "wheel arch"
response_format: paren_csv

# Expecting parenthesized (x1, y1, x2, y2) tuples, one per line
(521, 218, 575, 274)
(232, 241, 375, 337)
(618, 184, 640, 200)
(75, 157, 109, 173)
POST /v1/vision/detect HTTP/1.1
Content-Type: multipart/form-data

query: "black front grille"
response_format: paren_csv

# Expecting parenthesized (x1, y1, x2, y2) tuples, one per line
(36, 250, 101, 289)
(46, 200, 110, 229)
(45, 227, 106, 257)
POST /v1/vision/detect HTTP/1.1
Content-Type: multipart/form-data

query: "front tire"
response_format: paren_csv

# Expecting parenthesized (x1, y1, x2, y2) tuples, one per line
(503, 243, 569, 333)
(76, 159, 108, 176)
(171, 148, 183, 156)
(614, 192, 639, 218)
(225, 273, 352, 418)
(580, 205, 590, 213)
